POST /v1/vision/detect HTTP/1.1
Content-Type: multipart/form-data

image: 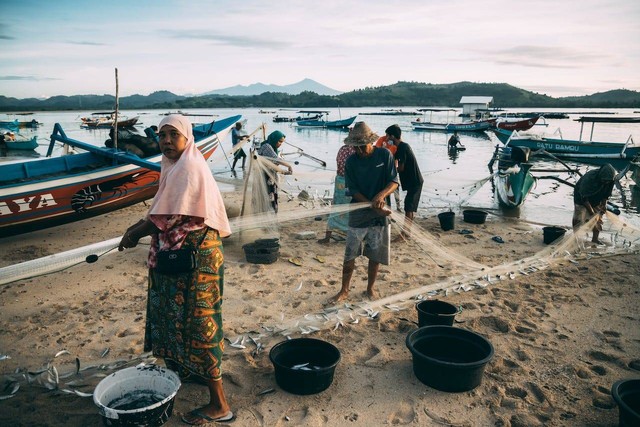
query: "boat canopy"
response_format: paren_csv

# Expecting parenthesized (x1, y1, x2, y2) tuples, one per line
(575, 116, 640, 123)
(417, 108, 457, 112)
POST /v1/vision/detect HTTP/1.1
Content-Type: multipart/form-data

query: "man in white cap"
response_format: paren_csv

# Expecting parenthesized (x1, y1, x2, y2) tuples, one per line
(330, 122, 399, 303)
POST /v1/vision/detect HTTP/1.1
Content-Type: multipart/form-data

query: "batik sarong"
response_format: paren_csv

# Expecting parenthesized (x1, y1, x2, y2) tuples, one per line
(145, 227, 225, 381)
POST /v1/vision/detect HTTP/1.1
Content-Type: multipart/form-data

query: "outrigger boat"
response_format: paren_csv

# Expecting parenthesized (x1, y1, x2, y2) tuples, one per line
(296, 112, 357, 129)
(412, 108, 495, 132)
(488, 146, 536, 208)
(493, 116, 640, 169)
(493, 115, 541, 131)
(0, 114, 240, 237)
(272, 110, 324, 123)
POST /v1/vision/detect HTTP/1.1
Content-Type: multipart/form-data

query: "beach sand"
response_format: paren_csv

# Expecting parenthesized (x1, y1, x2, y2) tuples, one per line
(0, 189, 639, 427)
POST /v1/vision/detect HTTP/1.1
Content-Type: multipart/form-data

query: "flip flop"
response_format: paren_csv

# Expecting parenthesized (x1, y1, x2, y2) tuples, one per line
(182, 410, 235, 425)
(288, 257, 303, 266)
(314, 255, 326, 263)
(491, 236, 505, 244)
(330, 234, 346, 242)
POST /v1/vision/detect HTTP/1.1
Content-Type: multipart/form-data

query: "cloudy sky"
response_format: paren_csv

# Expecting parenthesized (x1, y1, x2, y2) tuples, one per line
(1, 0, 638, 99)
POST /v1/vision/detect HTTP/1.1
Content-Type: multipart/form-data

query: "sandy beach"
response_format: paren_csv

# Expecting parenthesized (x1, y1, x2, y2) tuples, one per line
(1, 186, 639, 427)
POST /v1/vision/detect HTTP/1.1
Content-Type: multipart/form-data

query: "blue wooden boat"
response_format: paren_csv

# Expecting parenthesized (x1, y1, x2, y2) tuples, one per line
(296, 114, 357, 129)
(411, 108, 494, 132)
(1, 134, 38, 150)
(493, 122, 640, 168)
(488, 146, 536, 208)
(0, 115, 240, 237)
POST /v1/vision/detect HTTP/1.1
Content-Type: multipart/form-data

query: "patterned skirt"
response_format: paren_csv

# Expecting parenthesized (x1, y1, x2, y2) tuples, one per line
(145, 228, 225, 381)
(327, 175, 351, 232)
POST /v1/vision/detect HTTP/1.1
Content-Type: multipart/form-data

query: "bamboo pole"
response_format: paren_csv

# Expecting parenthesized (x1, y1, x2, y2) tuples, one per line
(114, 68, 119, 157)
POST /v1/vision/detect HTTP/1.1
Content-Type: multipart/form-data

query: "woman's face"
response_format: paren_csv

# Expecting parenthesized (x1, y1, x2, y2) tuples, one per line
(158, 125, 188, 160)
(276, 137, 285, 148)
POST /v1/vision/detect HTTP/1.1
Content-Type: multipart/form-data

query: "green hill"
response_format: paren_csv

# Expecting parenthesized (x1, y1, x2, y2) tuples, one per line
(0, 82, 638, 112)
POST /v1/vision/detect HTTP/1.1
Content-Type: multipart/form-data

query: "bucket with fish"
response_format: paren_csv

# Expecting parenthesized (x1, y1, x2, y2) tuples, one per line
(93, 364, 181, 427)
(269, 338, 341, 395)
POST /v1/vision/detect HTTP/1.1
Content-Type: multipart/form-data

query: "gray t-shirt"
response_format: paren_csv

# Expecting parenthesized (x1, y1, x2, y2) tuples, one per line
(345, 147, 398, 227)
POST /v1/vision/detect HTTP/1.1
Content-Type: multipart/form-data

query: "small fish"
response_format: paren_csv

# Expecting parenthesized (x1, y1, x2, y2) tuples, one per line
(509, 272, 516, 280)
(3, 382, 19, 394)
(369, 311, 379, 319)
(55, 350, 70, 358)
(257, 388, 275, 396)
(292, 363, 309, 370)
(0, 355, 10, 361)
(101, 348, 110, 358)
(295, 281, 304, 291)
(351, 318, 359, 324)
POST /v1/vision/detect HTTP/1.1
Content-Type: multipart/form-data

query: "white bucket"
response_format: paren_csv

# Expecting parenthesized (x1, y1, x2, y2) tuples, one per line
(93, 364, 181, 427)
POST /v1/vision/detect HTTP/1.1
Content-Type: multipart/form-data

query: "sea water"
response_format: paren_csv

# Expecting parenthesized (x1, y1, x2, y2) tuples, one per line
(2, 107, 639, 229)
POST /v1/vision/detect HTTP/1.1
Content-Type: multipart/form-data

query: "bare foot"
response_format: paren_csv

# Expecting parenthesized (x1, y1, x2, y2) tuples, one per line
(317, 237, 330, 244)
(365, 289, 379, 300)
(329, 291, 349, 304)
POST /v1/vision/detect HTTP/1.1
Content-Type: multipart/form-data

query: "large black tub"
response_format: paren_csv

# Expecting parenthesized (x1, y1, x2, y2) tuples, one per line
(612, 379, 640, 427)
(463, 210, 488, 224)
(406, 326, 494, 392)
(269, 338, 341, 395)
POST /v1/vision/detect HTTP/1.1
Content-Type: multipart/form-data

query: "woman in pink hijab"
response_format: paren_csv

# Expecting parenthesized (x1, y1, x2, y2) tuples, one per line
(119, 115, 234, 424)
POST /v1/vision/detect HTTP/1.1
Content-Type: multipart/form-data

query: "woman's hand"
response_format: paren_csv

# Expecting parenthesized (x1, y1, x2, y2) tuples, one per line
(118, 231, 140, 251)
(283, 166, 293, 175)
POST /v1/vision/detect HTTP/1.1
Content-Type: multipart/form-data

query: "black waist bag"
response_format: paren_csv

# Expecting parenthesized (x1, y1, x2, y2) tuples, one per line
(155, 228, 208, 274)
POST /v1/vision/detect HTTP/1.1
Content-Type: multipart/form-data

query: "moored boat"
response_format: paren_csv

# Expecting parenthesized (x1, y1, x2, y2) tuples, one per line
(488, 146, 536, 208)
(0, 115, 240, 237)
(494, 115, 541, 131)
(296, 114, 357, 129)
(411, 108, 494, 132)
(0, 132, 38, 150)
(493, 125, 640, 169)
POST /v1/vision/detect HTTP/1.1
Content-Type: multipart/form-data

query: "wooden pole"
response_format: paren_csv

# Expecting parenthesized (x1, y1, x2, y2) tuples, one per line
(114, 68, 119, 156)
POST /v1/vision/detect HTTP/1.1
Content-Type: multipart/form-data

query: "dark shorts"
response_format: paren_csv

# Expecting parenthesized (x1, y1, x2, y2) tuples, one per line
(233, 148, 247, 160)
(403, 185, 423, 213)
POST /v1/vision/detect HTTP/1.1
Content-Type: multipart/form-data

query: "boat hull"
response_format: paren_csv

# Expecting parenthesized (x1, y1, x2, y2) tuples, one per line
(412, 120, 493, 132)
(495, 163, 536, 208)
(296, 116, 357, 128)
(495, 116, 540, 131)
(0, 115, 240, 237)
(2, 135, 38, 150)
(493, 129, 640, 167)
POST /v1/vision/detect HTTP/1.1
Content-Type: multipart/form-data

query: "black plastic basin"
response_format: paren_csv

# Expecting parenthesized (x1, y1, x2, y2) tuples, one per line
(416, 300, 459, 327)
(463, 210, 488, 224)
(612, 379, 640, 427)
(269, 338, 340, 395)
(406, 326, 494, 392)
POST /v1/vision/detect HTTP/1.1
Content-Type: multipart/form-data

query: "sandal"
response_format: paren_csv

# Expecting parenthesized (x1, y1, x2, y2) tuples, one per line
(182, 410, 235, 425)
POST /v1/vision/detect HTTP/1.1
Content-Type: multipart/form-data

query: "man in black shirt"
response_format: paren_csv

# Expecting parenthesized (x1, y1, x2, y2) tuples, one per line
(388, 124, 424, 241)
(572, 163, 616, 244)
(330, 122, 399, 303)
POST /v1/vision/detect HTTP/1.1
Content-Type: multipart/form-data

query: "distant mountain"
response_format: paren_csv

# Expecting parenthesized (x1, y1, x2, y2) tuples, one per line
(0, 91, 184, 111)
(0, 83, 638, 111)
(201, 78, 342, 96)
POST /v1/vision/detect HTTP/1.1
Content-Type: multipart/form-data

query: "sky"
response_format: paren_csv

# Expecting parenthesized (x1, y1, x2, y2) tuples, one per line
(0, 0, 639, 99)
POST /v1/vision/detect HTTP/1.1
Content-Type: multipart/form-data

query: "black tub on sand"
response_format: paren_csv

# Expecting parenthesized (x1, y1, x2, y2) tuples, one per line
(269, 338, 341, 395)
(543, 226, 566, 244)
(612, 379, 640, 427)
(416, 300, 459, 327)
(437, 211, 455, 231)
(462, 210, 488, 224)
(406, 326, 494, 392)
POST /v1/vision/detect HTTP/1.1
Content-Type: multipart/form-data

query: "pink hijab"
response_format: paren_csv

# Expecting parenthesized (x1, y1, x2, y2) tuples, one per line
(147, 115, 231, 237)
